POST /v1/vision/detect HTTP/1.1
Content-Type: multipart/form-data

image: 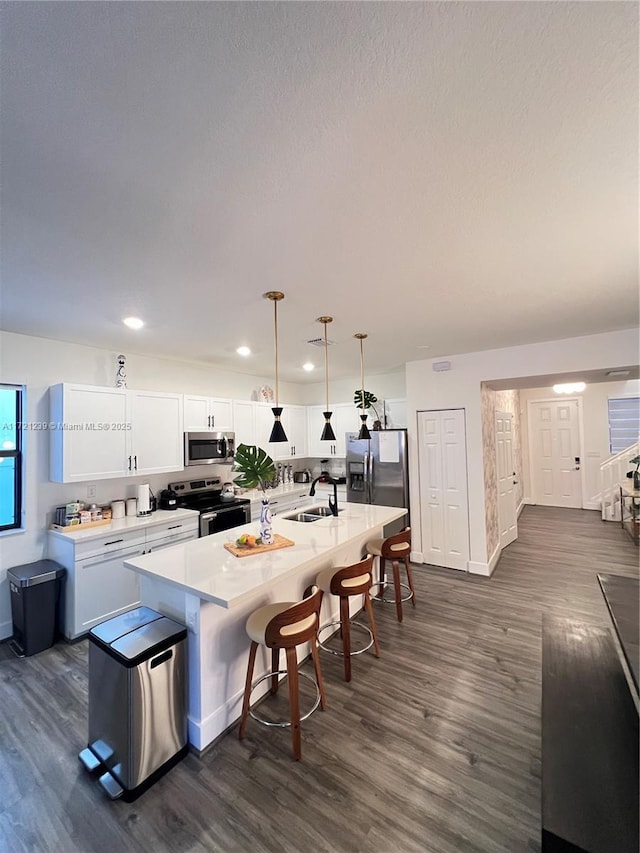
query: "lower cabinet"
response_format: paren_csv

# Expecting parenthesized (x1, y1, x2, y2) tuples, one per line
(48, 514, 199, 639)
(250, 491, 312, 521)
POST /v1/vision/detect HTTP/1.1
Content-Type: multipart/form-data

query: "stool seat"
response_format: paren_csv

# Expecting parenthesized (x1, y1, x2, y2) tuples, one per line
(316, 556, 380, 682)
(246, 602, 317, 644)
(366, 527, 415, 623)
(316, 566, 370, 593)
(238, 586, 326, 760)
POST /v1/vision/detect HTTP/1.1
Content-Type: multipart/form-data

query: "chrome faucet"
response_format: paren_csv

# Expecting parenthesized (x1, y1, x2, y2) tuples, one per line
(309, 474, 340, 516)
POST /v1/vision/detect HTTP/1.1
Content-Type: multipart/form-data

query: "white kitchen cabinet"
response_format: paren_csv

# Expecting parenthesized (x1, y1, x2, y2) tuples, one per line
(232, 400, 256, 448)
(49, 384, 130, 482)
(250, 490, 312, 521)
(383, 398, 408, 429)
(48, 512, 199, 639)
(50, 383, 185, 482)
(306, 403, 354, 458)
(275, 405, 308, 459)
(184, 395, 233, 431)
(129, 390, 184, 475)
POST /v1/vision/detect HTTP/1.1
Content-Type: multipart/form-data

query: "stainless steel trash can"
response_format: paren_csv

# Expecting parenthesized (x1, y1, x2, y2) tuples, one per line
(79, 606, 188, 801)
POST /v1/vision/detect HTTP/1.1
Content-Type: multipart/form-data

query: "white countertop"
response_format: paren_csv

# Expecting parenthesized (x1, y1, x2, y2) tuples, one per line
(124, 502, 406, 609)
(47, 507, 200, 542)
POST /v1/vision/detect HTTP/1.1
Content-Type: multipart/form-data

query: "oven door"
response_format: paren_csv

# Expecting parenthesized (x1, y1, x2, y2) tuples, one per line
(200, 504, 250, 537)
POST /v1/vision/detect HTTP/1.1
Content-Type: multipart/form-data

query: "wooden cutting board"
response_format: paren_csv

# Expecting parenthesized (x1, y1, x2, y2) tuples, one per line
(224, 534, 295, 558)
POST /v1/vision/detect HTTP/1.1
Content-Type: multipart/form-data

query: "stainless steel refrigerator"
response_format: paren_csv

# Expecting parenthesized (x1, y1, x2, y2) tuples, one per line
(346, 429, 409, 528)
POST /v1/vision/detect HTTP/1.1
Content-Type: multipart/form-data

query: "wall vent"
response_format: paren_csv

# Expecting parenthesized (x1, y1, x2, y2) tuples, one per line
(307, 337, 336, 347)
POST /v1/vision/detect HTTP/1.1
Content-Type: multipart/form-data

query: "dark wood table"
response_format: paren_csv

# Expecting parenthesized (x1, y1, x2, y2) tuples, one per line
(542, 595, 639, 852)
(598, 573, 639, 702)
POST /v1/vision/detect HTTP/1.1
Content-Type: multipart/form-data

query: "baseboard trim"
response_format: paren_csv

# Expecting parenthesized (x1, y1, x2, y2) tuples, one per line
(410, 550, 423, 563)
(517, 500, 525, 518)
(468, 543, 501, 577)
(0, 619, 12, 642)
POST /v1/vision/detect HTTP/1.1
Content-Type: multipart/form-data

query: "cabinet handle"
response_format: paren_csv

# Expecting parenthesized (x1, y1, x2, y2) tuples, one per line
(128, 455, 132, 471)
(134, 455, 138, 470)
(104, 538, 125, 546)
(167, 524, 183, 530)
(211, 415, 214, 428)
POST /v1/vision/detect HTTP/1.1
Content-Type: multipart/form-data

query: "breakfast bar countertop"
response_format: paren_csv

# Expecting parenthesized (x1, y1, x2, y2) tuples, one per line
(123, 502, 406, 610)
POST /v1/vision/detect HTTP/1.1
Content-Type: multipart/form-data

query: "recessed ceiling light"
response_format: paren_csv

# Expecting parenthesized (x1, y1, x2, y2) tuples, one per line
(303, 362, 315, 372)
(236, 346, 251, 357)
(417, 344, 431, 349)
(123, 316, 144, 330)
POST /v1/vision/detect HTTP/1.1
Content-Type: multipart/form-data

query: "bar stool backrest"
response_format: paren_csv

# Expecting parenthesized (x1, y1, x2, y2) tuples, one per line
(329, 555, 374, 597)
(265, 586, 323, 649)
(380, 527, 411, 559)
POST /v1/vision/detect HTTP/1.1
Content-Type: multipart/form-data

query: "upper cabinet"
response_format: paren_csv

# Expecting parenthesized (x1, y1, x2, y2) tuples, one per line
(383, 398, 407, 429)
(307, 403, 355, 458)
(184, 395, 233, 431)
(50, 384, 184, 483)
(277, 405, 308, 459)
(232, 399, 256, 448)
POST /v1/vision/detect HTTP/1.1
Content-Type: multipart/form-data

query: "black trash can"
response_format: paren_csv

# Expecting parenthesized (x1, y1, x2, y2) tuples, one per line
(7, 559, 66, 657)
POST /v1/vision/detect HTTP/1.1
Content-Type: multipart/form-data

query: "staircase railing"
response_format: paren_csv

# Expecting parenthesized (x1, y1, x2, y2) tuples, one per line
(600, 440, 639, 521)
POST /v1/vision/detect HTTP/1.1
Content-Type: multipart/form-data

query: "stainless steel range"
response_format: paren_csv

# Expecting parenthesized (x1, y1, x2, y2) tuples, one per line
(167, 478, 250, 537)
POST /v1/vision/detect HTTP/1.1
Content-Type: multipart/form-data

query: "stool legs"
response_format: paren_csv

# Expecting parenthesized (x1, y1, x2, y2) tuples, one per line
(239, 641, 258, 740)
(285, 647, 301, 760)
(340, 596, 352, 681)
(271, 647, 279, 694)
(378, 554, 417, 623)
(363, 594, 381, 657)
(309, 636, 327, 711)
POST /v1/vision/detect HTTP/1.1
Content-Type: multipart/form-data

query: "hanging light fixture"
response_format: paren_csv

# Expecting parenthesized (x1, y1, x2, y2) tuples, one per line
(318, 316, 336, 441)
(264, 291, 288, 443)
(354, 332, 371, 440)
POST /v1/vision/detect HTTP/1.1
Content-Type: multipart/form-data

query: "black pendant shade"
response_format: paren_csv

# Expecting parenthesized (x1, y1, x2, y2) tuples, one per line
(269, 406, 288, 443)
(320, 411, 336, 442)
(357, 413, 371, 440)
(265, 291, 288, 443)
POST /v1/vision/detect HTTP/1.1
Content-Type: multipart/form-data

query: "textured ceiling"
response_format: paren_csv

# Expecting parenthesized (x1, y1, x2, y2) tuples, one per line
(1, 2, 638, 382)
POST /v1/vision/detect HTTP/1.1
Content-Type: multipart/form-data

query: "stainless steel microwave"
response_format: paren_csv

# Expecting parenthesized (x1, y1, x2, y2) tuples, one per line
(184, 432, 235, 466)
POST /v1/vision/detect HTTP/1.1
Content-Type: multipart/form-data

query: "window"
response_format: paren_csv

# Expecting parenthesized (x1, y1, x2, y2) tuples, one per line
(0, 385, 23, 531)
(608, 396, 640, 454)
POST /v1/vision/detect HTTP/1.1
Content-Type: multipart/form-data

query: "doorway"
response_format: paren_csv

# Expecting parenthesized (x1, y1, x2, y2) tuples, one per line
(528, 398, 583, 508)
(496, 411, 518, 547)
(417, 409, 470, 570)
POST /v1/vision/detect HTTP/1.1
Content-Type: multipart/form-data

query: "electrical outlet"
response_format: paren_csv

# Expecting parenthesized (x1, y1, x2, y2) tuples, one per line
(87, 484, 97, 499)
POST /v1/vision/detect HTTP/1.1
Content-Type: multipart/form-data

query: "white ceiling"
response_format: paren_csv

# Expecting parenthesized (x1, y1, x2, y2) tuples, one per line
(1, 2, 638, 382)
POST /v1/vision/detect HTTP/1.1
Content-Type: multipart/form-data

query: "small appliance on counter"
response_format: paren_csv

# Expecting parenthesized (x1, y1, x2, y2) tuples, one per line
(158, 487, 179, 510)
(220, 482, 235, 501)
(136, 484, 152, 517)
(293, 469, 311, 483)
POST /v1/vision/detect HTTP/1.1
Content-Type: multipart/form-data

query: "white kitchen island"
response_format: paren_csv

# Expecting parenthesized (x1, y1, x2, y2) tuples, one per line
(123, 502, 407, 750)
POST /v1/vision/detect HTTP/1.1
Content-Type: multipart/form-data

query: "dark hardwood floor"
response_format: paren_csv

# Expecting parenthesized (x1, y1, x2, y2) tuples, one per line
(1, 507, 637, 853)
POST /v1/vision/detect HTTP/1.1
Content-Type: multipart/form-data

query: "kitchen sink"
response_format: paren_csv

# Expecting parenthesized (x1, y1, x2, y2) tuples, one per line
(305, 506, 343, 516)
(284, 512, 324, 523)
(283, 506, 344, 522)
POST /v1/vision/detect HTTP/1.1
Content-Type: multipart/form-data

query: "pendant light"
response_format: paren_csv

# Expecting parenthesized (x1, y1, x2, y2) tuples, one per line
(318, 316, 336, 441)
(265, 291, 288, 443)
(354, 332, 371, 440)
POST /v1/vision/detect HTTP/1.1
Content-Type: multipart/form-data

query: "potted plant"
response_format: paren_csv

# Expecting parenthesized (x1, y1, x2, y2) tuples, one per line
(630, 454, 640, 491)
(232, 444, 276, 544)
(354, 389, 383, 430)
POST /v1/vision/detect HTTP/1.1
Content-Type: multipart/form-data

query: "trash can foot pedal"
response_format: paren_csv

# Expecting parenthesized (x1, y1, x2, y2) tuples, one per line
(7, 639, 25, 658)
(78, 748, 101, 773)
(98, 771, 123, 800)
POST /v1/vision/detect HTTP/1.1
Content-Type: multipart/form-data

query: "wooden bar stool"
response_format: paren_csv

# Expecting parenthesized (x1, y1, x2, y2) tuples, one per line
(315, 556, 380, 682)
(366, 527, 416, 623)
(238, 586, 326, 761)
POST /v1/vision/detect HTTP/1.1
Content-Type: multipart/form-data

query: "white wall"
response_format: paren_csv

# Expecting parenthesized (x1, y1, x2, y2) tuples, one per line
(297, 368, 406, 406)
(406, 328, 639, 573)
(520, 379, 640, 508)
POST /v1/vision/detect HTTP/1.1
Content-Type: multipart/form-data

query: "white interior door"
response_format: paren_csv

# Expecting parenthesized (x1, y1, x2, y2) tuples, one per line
(496, 411, 517, 548)
(528, 398, 582, 508)
(418, 409, 470, 571)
